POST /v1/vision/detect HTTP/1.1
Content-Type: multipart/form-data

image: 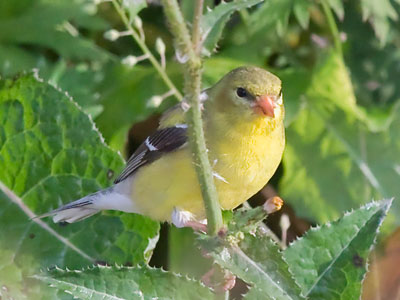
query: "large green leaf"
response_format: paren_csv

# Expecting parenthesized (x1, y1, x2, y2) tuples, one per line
(199, 207, 303, 300)
(248, 0, 293, 36)
(246, 0, 342, 35)
(0, 0, 110, 76)
(0, 73, 159, 299)
(39, 61, 108, 117)
(95, 64, 183, 144)
(281, 51, 400, 223)
(360, 0, 398, 45)
(283, 199, 392, 299)
(34, 265, 214, 300)
(201, 232, 303, 300)
(201, 0, 263, 56)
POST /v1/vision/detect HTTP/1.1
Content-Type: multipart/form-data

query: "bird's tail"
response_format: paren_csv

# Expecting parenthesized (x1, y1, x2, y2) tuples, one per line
(36, 185, 136, 223)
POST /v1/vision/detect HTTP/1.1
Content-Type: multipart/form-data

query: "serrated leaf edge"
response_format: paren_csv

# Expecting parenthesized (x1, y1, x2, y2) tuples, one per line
(286, 199, 392, 297)
(31, 68, 125, 160)
(33, 263, 213, 298)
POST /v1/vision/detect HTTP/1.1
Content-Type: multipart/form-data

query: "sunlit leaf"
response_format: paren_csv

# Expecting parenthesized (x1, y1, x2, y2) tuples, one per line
(0, 73, 159, 298)
(248, 0, 292, 36)
(0, 0, 109, 66)
(326, 0, 344, 20)
(35, 265, 214, 300)
(360, 0, 398, 45)
(284, 199, 392, 299)
(199, 208, 304, 300)
(293, 0, 311, 29)
(201, 0, 263, 56)
(281, 51, 400, 223)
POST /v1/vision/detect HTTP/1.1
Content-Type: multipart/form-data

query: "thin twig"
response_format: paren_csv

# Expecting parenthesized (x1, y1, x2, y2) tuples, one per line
(224, 290, 230, 300)
(192, 0, 204, 54)
(320, 0, 343, 57)
(111, 0, 183, 100)
(161, 0, 223, 235)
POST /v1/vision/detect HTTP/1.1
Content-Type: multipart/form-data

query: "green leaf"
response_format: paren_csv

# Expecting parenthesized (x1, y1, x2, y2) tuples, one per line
(326, 0, 344, 20)
(277, 68, 311, 127)
(284, 199, 392, 299)
(121, 0, 147, 21)
(168, 226, 212, 278)
(0, 73, 159, 298)
(181, 0, 215, 23)
(34, 265, 214, 300)
(248, 0, 292, 36)
(307, 51, 386, 131)
(0, 44, 43, 77)
(201, 0, 264, 56)
(0, 0, 110, 75)
(360, 0, 398, 45)
(242, 287, 267, 300)
(95, 64, 182, 142)
(306, 51, 360, 118)
(293, 0, 311, 29)
(41, 61, 107, 117)
(199, 209, 304, 300)
(206, 233, 303, 299)
(281, 51, 400, 223)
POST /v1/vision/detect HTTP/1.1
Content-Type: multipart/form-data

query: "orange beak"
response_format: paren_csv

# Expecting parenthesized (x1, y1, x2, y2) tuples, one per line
(254, 95, 275, 117)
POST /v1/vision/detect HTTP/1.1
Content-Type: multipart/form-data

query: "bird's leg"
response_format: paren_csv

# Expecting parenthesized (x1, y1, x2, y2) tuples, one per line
(171, 207, 207, 232)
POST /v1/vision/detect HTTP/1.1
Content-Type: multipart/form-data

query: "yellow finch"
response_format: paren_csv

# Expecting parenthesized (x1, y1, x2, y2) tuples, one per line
(40, 66, 285, 227)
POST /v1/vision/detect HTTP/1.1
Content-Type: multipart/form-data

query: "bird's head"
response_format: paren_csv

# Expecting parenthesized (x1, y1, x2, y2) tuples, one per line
(209, 66, 283, 121)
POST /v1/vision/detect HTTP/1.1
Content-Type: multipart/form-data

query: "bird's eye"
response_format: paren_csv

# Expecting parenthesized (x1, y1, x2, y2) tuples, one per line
(236, 87, 248, 98)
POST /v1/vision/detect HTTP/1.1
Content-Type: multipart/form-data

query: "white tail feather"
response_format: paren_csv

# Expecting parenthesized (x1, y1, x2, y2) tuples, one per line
(37, 180, 137, 223)
(52, 207, 99, 223)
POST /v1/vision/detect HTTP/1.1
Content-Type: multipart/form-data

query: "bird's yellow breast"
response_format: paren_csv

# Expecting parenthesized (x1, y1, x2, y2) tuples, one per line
(131, 114, 285, 222)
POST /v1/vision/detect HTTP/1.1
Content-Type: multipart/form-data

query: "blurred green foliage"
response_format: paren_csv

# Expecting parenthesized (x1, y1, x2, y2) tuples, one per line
(0, 0, 399, 298)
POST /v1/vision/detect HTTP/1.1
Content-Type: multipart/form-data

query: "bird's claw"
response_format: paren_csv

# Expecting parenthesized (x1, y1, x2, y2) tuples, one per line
(183, 220, 207, 232)
(171, 207, 207, 232)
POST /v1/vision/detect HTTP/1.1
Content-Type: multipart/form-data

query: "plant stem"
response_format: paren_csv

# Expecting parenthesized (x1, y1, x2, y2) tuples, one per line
(320, 0, 343, 57)
(111, 0, 183, 101)
(235, 0, 250, 28)
(224, 290, 230, 300)
(192, 0, 204, 54)
(161, 0, 223, 235)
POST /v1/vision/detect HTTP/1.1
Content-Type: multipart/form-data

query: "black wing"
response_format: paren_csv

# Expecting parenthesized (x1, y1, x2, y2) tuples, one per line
(114, 125, 187, 184)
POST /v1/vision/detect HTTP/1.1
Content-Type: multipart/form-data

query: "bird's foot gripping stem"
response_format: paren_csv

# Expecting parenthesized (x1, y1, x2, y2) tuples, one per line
(171, 207, 207, 232)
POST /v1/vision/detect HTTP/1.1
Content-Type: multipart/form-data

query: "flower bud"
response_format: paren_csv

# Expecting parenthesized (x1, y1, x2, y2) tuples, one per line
(133, 16, 143, 30)
(121, 55, 138, 67)
(104, 29, 120, 41)
(148, 95, 163, 108)
(155, 37, 166, 55)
